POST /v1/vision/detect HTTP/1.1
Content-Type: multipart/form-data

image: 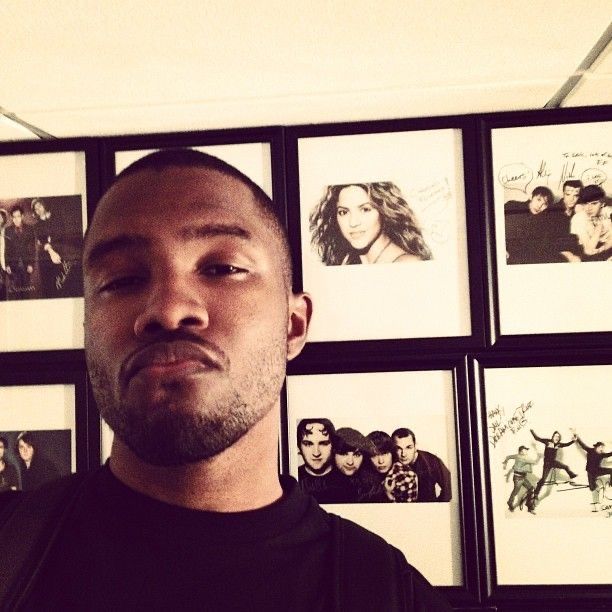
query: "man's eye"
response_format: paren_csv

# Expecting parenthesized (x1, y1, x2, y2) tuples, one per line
(100, 276, 145, 292)
(201, 264, 246, 276)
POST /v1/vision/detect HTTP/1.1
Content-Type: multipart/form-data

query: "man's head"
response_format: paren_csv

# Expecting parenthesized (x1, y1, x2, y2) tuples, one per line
(518, 445, 529, 456)
(31, 198, 49, 219)
(594, 442, 605, 454)
(333, 427, 372, 477)
(391, 427, 417, 466)
(366, 430, 394, 474)
(83, 148, 311, 467)
(0, 209, 7, 229)
(528, 186, 553, 215)
(551, 431, 561, 444)
(579, 184, 606, 219)
(11, 205, 24, 227)
(561, 180, 582, 211)
(16, 431, 35, 462)
(0, 436, 7, 458)
(297, 419, 334, 475)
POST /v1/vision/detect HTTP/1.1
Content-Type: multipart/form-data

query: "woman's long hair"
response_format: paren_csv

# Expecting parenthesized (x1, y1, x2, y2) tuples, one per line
(309, 182, 432, 265)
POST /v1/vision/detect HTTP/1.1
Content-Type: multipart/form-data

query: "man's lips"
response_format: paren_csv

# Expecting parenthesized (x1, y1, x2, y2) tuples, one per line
(121, 340, 224, 385)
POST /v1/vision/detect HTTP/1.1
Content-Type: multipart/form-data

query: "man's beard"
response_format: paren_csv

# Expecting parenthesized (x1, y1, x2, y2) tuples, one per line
(87, 340, 286, 467)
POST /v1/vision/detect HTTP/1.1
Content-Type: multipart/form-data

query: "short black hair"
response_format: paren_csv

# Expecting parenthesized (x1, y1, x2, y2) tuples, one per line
(531, 186, 554, 202)
(16, 431, 35, 449)
(391, 427, 416, 443)
(579, 184, 605, 204)
(101, 148, 293, 288)
(562, 180, 583, 191)
(297, 419, 335, 446)
(10, 205, 24, 216)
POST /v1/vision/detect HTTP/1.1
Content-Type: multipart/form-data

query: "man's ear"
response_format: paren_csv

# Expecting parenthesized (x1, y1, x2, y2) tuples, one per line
(287, 291, 312, 361)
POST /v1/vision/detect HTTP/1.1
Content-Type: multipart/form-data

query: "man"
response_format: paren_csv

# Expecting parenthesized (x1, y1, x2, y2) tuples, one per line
(546, 180, 583, 261)
(531, 429, 577, 502)
(4, 205, 36, 294)
(502, 445, 539, 514)
(569, 184, 612, 261)
(555, 179, 583, 216)
(0, 149, 450, 610)
(391, 428, 451, 502)
(0, 208, 8, 300)
(31, 197, 65, 298)
(574, 434, 612, 510)
(297, 418, 352, 504)
(504, 185, 568, 264)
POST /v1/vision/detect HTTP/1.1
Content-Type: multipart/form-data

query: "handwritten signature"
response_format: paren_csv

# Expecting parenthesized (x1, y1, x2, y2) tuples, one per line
(488, 401, 533, 448)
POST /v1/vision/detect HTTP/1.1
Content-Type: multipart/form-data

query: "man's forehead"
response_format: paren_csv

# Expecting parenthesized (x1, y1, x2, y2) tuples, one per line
(304, 424, 329, 437)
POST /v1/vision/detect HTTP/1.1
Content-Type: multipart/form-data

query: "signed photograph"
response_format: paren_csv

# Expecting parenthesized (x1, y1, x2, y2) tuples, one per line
(0, 383, 76, 492)
(490, 119, 612, 336)
(295, 127, 471, 342)
(0, 195, 83, 302)
(0, 150, 88, 351)
(482, 361, 612, 586)
(286, 369, 462, 587)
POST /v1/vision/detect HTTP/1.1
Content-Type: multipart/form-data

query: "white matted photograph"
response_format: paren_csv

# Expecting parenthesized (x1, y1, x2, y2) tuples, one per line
(0, 151, 88, 351)
(482, 362, 612, 586)
(0, 383, 76, 493)
(297, 128, 471, 342)
(286, 369, 462, 587)
(490, 120, 612, 336)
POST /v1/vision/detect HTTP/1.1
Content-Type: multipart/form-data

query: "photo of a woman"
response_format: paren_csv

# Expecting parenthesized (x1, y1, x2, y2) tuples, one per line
(309, 181, 432, 265)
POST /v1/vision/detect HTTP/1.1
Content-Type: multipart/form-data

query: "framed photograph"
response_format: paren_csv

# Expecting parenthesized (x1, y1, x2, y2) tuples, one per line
(482, 106, 612, 346)
(285, 356, 479, 604)
(0, 359, 91, 491)
(99, 127, 286, 221)
(0, 140, 99, 352)
(474, 350, 612, 604)
(285, 117, 484, 348)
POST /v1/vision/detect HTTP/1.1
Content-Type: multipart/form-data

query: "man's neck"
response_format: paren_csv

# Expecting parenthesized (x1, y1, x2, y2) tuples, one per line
(108, 410, 283, 512)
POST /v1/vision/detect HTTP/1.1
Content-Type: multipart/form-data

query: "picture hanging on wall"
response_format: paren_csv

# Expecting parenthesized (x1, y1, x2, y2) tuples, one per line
(484, 111, 612, 342)
(0, 145, 93, 352)
(0, 383, 77, 492)
(477, 353, 612, 594)
(285, 119, 480, 344)
(286, 364, 470, 590)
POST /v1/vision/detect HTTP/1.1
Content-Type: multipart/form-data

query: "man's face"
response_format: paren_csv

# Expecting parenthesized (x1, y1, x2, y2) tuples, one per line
(18, 440, 33, 462)
(33, 201, 45, 218)
(393, 435, 417, 466)
(299, 424, 332, 474)
(562, 186, 580, 209)
(0, 441, 5, 459)
(84, 166, 308, 466)
(370, 451, 393, 474)
(529, 194, 549, 215)
(595, 444, 605, 455)
(11, 210, 23, 227)
(334, 450, 363, 476)
(583, 199, 603, 218)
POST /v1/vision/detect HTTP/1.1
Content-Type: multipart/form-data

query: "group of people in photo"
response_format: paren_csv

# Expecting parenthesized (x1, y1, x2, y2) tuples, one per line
(0, 196, 82, 301)
(0, 431, 62, 492)
(504, 181, 612, 264)
(503, 428, 612, 515)
(296, 418, 451, 504)
(309, 181, 433, 265)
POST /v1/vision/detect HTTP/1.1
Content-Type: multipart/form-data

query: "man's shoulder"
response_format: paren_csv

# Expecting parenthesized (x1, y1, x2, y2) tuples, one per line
(504, 199, 529, 213)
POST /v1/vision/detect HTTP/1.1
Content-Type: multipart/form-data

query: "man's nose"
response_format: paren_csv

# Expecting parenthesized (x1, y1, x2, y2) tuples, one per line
(133, 275, 209, 337)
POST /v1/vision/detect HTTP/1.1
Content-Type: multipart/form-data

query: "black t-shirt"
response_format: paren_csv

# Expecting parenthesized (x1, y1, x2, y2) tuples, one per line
(14, 466, 450, 611)
(26, 467, 332, 611)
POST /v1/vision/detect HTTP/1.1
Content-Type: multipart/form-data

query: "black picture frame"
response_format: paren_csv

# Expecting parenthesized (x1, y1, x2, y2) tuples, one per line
(98, 126, 287, 227)
(480, 105, 612, 349)
(285, 352, 481, 607)
(0, 354, 95, 482)
(285, 116, 486, 360)
(0, 138, 100, 353)
(471, 348, 612, 608)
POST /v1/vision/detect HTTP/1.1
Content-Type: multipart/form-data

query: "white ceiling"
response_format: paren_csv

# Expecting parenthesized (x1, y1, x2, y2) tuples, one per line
(1, 1, 611, 141)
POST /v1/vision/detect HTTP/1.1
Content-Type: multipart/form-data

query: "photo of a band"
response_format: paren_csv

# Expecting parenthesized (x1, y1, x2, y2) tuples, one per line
(502, 428, 612, 515)
(296, 419, 452, 505)
(0, 429, 71, 492)
(0, 195, 84, 302)
(504, 181, 612, 264)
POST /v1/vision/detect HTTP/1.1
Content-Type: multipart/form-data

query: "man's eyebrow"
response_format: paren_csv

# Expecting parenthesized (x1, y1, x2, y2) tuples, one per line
(85, 235, 149, 270)
(84, 223, 252, 270)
